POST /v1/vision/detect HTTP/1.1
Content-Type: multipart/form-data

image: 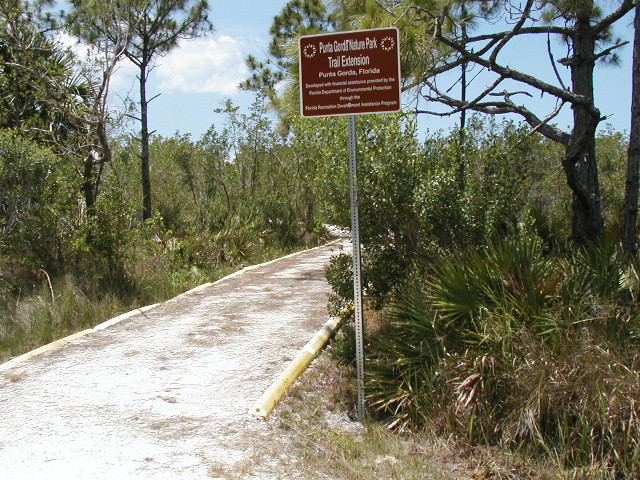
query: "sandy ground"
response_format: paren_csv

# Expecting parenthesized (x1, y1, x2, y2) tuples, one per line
(0, 240, 348, 479)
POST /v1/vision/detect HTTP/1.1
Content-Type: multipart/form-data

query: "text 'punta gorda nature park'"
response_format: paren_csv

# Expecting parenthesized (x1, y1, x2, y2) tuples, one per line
(318, 36, 379, 71)
(299, 28, 401, 117)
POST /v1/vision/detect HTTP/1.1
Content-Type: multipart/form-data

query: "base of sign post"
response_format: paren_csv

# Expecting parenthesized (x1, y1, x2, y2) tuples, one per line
(348, 115, 366, 423)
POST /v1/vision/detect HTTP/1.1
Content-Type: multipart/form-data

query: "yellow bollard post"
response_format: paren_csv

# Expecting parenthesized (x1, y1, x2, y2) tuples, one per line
(250, 316, 342, 418)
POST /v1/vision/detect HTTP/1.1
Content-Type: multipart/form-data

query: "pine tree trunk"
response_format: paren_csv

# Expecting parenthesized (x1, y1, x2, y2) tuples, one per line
(140, 62, 152, 221)
(623, 2, 640, 255)
(82, 154, 96, 215)
(563, 9, 604, 245)
(458, 5, 467, 192)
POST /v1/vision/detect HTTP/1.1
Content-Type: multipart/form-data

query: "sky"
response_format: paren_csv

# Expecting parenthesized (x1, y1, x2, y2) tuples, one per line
(98, 0, 634, 141)
(101, 0, 285, 139)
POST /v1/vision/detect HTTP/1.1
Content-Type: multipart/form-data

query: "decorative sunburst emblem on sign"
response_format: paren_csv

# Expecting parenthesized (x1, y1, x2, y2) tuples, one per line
(381, 36, 395, 51)
(303, 44, 317, 58)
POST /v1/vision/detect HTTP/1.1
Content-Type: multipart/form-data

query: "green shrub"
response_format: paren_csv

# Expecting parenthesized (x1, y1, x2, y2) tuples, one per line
(364, 234, 640, 476)
(0, 130, 78, 272)
(323, 117, 548, 314)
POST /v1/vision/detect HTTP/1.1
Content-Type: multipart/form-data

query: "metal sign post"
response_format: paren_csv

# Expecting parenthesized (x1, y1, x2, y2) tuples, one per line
(299, 27, 401, 423)
(348, 114, 366, 422)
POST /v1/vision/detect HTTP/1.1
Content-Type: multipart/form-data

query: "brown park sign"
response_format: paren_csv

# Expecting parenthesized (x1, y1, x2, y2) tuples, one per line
(299, 28, 401, 117)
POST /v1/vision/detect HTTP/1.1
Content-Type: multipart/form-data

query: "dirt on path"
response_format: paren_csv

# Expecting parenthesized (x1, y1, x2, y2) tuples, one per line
(0, 240, 349, 479)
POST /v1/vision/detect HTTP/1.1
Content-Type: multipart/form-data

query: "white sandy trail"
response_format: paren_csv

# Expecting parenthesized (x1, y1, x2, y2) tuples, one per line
(0, 241, 346, 479)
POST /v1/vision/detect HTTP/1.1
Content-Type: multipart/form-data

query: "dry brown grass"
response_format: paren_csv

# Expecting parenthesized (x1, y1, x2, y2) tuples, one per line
(246, 351, 562, 480)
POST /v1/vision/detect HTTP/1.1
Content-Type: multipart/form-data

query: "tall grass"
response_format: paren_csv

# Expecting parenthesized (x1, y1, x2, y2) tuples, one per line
(365, 234, 640, 476)
(0, 277, 127, 362)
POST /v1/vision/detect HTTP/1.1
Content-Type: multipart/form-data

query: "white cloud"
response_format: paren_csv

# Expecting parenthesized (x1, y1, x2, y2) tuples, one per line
(157, 35, 248, 95)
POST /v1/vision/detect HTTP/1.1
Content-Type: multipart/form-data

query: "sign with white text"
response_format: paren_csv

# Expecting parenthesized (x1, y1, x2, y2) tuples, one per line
(299, 28, 401, 117)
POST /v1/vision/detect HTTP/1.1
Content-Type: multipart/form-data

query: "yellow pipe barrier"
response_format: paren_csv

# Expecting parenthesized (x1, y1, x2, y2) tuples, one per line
(250, 316, 342, 418)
